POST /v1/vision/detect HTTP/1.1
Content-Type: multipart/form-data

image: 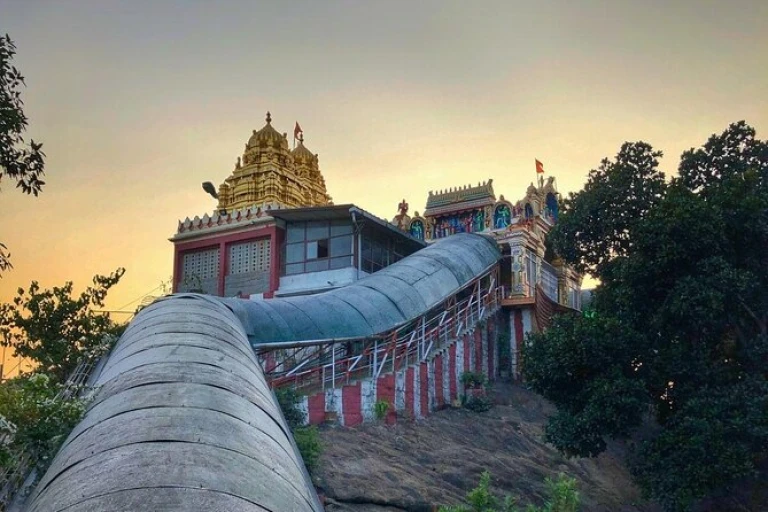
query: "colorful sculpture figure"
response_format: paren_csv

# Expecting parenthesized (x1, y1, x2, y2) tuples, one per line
(410, 220, 424, 240)
(473, 210, 485, 232)
(494, 204, 511, 229)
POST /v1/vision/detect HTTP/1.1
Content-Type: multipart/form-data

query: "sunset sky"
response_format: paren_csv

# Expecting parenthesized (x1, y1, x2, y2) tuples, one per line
(2, 0, 767, 334)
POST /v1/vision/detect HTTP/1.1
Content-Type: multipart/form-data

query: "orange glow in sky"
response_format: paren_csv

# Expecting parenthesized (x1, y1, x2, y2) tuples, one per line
(2, 0, 767, 366)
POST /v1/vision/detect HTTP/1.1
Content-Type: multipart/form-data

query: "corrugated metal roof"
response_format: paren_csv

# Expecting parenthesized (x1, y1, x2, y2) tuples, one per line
(220, 233, 501, 345)
(25, 233, 501, 512)
(25, 295, 323, 512)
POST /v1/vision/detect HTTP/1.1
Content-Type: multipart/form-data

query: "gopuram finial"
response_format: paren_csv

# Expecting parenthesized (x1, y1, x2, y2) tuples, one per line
(266, 111, 272, 124)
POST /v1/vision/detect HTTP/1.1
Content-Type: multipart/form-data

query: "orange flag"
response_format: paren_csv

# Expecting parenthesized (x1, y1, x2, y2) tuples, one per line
(294, 121, 303, 140)
(535, 159, 544, 174)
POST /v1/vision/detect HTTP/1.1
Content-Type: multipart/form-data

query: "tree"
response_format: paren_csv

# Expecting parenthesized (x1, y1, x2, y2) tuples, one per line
(0, 269, 126, 382)
(0, 34, 47, 275)
(548, 142, 666, 278)
(524, 122, 768, 511)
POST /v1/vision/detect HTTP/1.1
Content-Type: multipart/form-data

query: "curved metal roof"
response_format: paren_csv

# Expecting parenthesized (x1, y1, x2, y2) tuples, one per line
(26, 233, 500, 511)
(25, 295, 323, 512)
(222, 233, 501, 345)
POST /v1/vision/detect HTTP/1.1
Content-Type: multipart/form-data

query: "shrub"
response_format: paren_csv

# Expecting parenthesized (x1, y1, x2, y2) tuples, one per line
(374, 399, 390, 421)
(273, 386, 323, 474)
(461, 371, 488, 389)
(274, 386, 306, 429)
(439, 471, 580, 512)
(464, 394, 493, 413)
(293, 426, 322, 473)
(0, 373, 86, 470)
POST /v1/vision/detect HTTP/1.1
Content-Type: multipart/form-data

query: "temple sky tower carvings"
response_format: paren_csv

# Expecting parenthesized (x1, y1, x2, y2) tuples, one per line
(215, 112, 333, 212)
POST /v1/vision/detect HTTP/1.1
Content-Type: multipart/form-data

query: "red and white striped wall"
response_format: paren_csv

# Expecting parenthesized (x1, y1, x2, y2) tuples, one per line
(300, 315, 501, 426)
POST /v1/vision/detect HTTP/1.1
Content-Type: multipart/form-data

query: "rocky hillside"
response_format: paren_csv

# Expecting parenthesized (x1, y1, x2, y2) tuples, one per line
(313, 382, 659, 512)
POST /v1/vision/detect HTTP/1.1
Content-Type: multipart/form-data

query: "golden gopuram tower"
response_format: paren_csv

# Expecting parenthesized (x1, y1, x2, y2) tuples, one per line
(216, 112, 333, 211)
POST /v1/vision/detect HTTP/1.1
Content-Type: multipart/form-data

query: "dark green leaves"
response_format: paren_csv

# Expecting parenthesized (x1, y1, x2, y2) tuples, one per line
(548, 141, 666, 277)
(0, 268, 126, 382)
(0, 34, 48, 276)
(527, 122, 768, 510)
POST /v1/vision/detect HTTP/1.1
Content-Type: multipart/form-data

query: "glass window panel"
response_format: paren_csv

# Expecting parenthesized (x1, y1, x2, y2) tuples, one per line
(286, 243, 304, 264)
(306, 240, 318, 259)
(306, 221, 329, 241)
(331, 220, 353, 237)
(286, 263, 304, 275)
(286, 223, 305, 243)
(330, 256, 352, 269)
(317, 239, 329, 259)
(330, 235, 352, 257)
(305, 259, 329, 272)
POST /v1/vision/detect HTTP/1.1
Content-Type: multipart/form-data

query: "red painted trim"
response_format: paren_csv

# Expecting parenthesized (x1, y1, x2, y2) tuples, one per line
(449, 343, 457, 400)
(342, 383, 362, 426)
(463, 334, 470, 373)
(266, 225, 284, 298)
(474, 330, 482, 373)
(434, 355, 444, 408)
(172, 245, 181, 293)
(376, 374, 396, 423)
(172, 224, 278, 296)
(420, 362, 429, 417)
(174, 225, 273, 252)
(308, 393, 325, 425)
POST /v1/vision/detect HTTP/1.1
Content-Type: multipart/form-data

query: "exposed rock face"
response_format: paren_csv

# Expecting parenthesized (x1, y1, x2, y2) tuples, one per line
(315, 383, 659, 512)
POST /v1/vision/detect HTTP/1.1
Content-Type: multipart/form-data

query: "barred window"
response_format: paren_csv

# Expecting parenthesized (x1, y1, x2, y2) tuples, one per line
(182, 247, 220, 281)
(228, 239, 271, 275)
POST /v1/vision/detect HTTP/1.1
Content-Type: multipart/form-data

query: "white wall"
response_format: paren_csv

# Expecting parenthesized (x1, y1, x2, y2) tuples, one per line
(275, 267, 370, 296)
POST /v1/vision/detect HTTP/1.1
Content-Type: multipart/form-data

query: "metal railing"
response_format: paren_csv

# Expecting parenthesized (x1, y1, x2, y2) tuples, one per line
(256, 270, 503, 393)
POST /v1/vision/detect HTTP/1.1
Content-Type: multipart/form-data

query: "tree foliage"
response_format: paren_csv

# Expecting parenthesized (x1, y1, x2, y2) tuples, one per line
(273, 386, 323, 474)
(0, 269, 126, 382)
(548, 142, 666, 277)
(0, 373, 86, 470)
(525, 122, 768, 511)
(0, 34, 47, 275)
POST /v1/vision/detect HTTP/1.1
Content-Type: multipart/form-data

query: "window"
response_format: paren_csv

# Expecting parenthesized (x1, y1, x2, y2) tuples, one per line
(360, 234, 398, 274)
(182, 247, 219, 281)
(287, 222, 305, 243)
(228, 239, 270, 275)
(307, 239, 329, 259)
(281, 220, 354, 275)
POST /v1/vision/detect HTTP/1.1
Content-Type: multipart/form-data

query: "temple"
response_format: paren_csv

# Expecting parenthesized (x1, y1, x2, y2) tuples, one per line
(170, 113, 424, 299)
(394, 174, 582, 310)
(170, 112, 582, 378)
(215, 112, 333, 211)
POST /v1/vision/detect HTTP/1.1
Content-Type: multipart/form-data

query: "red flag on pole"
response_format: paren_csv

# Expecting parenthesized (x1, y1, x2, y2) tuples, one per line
(294, 122, 303, 140)
(535, 159, 544, 174)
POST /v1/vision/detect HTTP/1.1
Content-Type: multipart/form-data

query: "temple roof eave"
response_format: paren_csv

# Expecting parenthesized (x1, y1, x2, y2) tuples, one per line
(424, 197, 496, 218)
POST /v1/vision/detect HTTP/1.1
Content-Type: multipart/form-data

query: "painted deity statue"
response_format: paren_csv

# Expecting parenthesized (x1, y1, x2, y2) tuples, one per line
(494, 204, 511, 229)
(410, 220, 424, 240)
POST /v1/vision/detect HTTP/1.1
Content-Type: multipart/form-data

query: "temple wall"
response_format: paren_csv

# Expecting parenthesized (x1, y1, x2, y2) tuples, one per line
(224, 270, 270, 297)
